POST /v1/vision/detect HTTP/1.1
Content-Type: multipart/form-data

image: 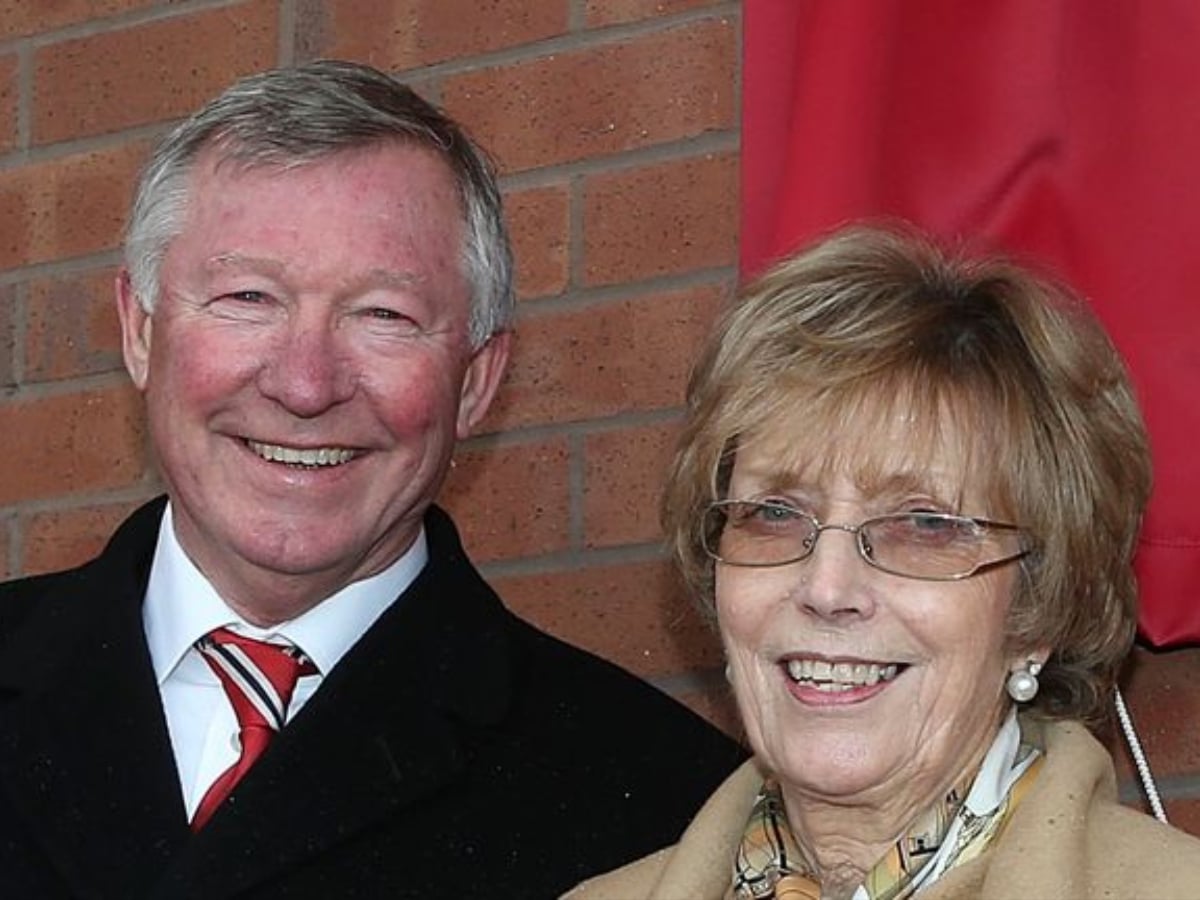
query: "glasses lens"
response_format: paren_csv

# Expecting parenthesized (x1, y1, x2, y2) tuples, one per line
(704, 501, 815, 566)
(862, 513, 1008, 579)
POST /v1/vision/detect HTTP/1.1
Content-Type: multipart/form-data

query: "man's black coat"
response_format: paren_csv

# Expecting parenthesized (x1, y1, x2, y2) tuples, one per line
(0, 499, 743, 898)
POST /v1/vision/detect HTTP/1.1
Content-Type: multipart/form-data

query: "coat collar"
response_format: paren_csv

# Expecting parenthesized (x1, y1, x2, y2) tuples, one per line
(0, 500, 516, 899)
(158, 504, 517, 896)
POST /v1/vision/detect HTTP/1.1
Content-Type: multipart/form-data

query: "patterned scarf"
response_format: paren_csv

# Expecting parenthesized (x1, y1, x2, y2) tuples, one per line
(730, 712, 1043, 900)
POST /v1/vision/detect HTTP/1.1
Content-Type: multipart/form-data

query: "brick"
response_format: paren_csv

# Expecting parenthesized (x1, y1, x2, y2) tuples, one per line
(0, 284, 15, 388)
(0, 53, 16, 154)
(0, 141, 146, 269)
(505, 184, 570, 301)
(443, 19, 736, 173)
(437, 437, 571, 562)
(32, 1, 277, 145)
(485, 283, 724, 431)
(1104, 646, 1200, 782)
(0, 519, 10, 580)
(585, 0, 725, 28)
(584, 421, 681, 548)
(21, 499, 141, 576)
(298, 0, 567, 69)
(1163, 796, 1200, 838)
(0, 1, 159, 41)
(0, 385, 146, 504)
(25, 268, 123, 383)
(583, 153, 738, 286)
(493, 558, 724, 680)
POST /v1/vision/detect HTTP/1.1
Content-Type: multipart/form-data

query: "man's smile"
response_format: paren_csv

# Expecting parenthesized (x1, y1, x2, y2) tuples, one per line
(245, 439, 360, 468)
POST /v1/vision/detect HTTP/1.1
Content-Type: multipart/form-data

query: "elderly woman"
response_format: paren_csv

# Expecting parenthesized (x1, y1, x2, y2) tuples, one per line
(568, 225, 1200, 899)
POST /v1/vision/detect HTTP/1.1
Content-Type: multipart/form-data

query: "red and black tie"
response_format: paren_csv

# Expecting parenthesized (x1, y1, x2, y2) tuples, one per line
(191, 627, 317, 831)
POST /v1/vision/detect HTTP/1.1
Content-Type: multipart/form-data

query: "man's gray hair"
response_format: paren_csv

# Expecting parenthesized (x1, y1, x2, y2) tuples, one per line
(123, 59, 514, 346)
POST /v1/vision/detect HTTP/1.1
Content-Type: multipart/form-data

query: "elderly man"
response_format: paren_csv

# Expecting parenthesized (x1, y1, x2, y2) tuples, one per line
(0, 61, 741, 899)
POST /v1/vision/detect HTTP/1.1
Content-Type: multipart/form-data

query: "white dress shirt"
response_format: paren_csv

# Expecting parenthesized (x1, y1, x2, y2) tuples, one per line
(142, 503, 427, 821)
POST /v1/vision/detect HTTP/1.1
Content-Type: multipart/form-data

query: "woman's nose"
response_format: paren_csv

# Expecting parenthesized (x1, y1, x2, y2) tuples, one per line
(792, 524, 877, 621)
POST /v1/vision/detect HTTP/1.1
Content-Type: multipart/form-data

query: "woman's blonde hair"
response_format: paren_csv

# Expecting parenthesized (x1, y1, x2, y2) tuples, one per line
(665, 224, 1150, 723)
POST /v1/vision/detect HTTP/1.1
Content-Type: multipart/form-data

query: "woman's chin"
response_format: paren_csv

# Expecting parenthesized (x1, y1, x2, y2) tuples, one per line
(754, 729, 903, 802)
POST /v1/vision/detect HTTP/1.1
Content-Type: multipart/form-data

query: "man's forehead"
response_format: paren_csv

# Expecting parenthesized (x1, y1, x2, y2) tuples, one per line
(200, 253, 424, 288)
(169, 144, 464, 252)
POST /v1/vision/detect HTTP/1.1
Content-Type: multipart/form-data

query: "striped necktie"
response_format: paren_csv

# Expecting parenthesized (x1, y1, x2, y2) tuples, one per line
(191, 627, 317, 831)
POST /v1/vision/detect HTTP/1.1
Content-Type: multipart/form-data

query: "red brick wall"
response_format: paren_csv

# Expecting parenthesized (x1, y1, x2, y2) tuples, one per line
(0, 0, 741, 721)
(2, 0, 1197, 836)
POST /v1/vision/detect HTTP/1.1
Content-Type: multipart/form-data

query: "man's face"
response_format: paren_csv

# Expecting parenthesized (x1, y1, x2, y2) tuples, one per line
(118, 144, 508, 623)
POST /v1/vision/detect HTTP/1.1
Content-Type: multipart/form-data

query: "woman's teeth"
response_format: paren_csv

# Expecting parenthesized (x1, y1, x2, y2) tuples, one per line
(785, 658, 900, 692)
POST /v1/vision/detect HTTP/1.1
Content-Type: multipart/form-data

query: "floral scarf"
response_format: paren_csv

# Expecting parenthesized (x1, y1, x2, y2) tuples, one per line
(730, 711, 1043, 900)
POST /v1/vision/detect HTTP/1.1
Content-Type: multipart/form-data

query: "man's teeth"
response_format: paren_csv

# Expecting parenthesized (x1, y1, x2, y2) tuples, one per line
(785, 658, 900, 692)
(248, 441, 357, 467)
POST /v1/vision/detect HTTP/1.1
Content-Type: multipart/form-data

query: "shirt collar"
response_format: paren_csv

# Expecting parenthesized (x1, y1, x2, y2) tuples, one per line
(143, 501, 427, 684)
(963, 706, 1039, 816)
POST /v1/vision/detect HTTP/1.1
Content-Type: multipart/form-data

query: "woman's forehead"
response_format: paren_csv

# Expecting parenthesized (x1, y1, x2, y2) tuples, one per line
(730, 390, 997, 505)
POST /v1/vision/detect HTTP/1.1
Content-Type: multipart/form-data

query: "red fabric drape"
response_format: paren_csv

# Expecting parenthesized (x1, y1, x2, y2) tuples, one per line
(742, 0, 1200, 646)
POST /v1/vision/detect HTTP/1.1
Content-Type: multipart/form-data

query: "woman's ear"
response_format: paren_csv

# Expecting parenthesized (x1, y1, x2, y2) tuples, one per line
(1005, 648, 1051, 703)
(1008, 646, 1051, 672)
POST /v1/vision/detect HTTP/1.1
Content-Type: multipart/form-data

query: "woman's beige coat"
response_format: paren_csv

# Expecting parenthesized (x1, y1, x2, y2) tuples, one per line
(566, 719, 1200, 899)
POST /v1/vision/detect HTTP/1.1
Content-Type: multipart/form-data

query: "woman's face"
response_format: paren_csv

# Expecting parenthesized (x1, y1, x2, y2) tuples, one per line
(716, 418, 1026, 821)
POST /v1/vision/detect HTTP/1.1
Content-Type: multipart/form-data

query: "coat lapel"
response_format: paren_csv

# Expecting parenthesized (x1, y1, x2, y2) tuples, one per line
(151, 506, 515, 898)
(0, 500, 190, 899)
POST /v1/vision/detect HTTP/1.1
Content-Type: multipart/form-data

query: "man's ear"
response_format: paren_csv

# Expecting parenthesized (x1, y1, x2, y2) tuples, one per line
(456, 330, 511, 439)
(116, 270, 153, 390)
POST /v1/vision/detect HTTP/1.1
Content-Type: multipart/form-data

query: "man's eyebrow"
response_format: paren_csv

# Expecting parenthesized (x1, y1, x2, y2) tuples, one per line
(203, 253, 285, 276)
(361, 267, 422, 290)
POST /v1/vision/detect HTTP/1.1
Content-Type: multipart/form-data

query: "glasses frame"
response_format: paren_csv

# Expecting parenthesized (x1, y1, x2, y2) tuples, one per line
(702, 499, 1030, 582)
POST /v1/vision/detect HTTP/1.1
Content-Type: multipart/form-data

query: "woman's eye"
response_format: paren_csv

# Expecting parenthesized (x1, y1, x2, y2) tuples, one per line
(909, 513, 955, 532)
(882, 513, 978, 548)
(734, 501, 804, 531)
(758, 503, 799, 521)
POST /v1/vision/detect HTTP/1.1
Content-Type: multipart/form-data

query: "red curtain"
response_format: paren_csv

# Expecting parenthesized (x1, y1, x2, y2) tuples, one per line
(742, 0, 1200, 646)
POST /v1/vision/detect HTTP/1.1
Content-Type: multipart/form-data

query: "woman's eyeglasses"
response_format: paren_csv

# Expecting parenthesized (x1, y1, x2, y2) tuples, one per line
(701, 499, 1029, 581)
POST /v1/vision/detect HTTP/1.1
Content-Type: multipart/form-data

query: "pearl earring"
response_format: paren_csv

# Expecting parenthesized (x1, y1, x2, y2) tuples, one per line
(1006, 660, 1042, 703)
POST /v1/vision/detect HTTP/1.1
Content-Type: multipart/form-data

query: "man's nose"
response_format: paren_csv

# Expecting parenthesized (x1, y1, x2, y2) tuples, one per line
(255, 321, 356, 417)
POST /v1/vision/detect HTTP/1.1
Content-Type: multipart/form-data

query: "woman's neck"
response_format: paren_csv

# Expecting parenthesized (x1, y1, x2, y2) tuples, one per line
(779, 731, 996, 889)
(785, 801, 910, 891)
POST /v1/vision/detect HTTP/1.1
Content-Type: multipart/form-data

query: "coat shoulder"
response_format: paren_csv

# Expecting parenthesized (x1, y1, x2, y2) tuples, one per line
(563, 847, 673, 899)
(0, 499, 161, 664)
(503, 610, 743, 765)
(1086, 800, 1200, 895)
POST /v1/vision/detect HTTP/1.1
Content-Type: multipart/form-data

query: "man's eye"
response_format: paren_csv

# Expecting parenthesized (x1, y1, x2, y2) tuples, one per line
(223, 290, 268, 303)
(359, 307, 422, 332)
